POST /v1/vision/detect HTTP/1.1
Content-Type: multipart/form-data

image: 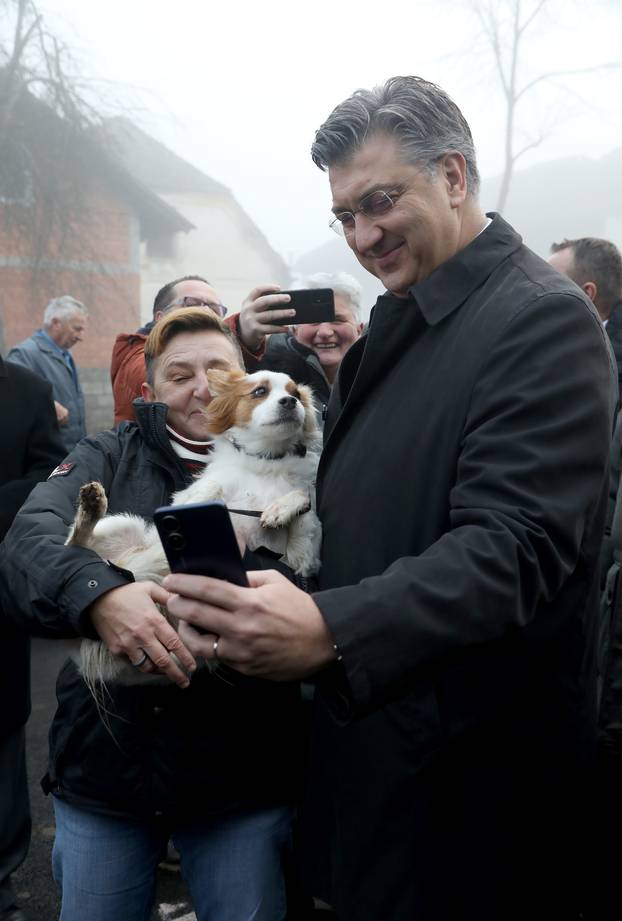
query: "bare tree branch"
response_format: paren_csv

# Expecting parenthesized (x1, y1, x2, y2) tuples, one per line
(517, 0, 549, 37)
(460, 0, 621, 211)
(516, 62, 621, 101)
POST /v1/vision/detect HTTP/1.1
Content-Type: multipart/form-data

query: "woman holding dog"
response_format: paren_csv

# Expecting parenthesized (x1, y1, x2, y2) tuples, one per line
(0, 307, 304, 921)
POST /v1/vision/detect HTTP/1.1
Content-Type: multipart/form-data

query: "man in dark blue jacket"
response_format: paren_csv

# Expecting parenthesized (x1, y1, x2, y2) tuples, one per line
(7, 296, 88, 453)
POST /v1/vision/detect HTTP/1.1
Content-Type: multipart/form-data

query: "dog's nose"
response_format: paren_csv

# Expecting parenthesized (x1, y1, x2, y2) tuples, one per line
(279, 396, 298, 408)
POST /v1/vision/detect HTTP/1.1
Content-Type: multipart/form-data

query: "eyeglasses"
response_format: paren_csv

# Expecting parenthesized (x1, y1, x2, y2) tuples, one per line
(329, 188, 404, 237)
(166, 296, 228, 318)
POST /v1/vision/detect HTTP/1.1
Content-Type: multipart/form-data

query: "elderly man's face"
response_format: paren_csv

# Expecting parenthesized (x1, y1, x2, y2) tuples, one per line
(50, 312, 87, 350)
(293, 295, 363, 382)
(142, 330, 241, 441)
(329, 133, 465, 297)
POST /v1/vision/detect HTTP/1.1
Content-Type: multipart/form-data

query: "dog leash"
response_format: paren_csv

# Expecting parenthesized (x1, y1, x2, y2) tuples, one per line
(227, 507, 310, 518)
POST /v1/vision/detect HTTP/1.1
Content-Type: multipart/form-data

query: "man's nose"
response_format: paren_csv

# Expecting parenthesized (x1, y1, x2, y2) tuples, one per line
(315, 322, 336, 338)
(352, 212, 384, 254)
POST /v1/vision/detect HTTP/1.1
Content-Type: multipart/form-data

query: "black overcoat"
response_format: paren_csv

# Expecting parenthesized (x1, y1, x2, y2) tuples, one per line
(0, 356, 65, 732)
(301, 216, 618, 920)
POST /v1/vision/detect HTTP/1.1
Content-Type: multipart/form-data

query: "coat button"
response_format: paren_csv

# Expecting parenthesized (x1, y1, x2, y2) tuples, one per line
(153, 706, 163, 716)
(87, 580, 98, 588)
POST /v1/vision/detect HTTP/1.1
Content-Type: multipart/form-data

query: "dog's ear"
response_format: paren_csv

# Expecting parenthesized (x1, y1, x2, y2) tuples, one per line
(205, 369, 248, 435)
(206, 368, 246, 397)
(297, 384, 321, 443)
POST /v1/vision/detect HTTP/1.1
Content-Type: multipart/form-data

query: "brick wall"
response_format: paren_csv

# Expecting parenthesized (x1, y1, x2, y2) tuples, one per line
(0, 179, 143, 434)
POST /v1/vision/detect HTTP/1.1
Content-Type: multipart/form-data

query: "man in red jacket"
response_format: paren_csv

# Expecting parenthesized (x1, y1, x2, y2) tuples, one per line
(111, 274, 296, 425)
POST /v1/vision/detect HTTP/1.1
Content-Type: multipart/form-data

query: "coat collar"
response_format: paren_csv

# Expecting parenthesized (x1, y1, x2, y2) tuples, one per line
(405, 212, 522, 327)
(320, 213, 524, 483)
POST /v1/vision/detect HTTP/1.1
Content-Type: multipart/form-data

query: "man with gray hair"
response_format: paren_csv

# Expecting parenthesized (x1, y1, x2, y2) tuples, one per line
(8, 296, 88, 452)
(159, 76, 616, 919)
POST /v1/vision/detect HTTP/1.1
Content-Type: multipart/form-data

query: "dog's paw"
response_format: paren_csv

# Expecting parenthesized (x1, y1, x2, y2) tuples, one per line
(261, 491, 310, 530)
(79, 481, 108, 517)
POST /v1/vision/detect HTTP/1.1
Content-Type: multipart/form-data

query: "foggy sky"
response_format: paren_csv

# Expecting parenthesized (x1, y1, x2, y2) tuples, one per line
(37, 0, 622, 263)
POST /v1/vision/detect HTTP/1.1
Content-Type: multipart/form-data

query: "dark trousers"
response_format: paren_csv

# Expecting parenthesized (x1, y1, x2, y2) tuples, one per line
(0, 727, 31, 911)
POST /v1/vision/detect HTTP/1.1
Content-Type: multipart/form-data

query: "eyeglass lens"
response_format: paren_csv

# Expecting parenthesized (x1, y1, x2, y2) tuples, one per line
(330, 189, 395, 235)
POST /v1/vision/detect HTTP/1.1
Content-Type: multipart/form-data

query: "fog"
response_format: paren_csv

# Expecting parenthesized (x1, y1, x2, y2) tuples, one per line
(39, 0, 622, 264)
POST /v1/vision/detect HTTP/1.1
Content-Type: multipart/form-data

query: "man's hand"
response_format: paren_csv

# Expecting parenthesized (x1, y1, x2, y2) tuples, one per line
(88, 581, 197, 688)
(163, 569, 338, 681)
(54, 400, 69, 425)
(237, 285, 296, 353)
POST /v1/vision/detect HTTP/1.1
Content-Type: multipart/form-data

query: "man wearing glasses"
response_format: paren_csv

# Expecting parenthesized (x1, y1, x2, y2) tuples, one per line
(161, 76, 617, 920)
(111, 274, 295, 425)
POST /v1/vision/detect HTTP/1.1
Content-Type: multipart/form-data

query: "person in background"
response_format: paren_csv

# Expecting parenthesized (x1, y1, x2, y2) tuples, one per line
(161, 76, 617, 921)
(0, 355, 65, 921)
(257, 272, 364, 424)
(111, 274, 296, 425)
(548, 237, 622, 389)
(7, 296, 88, 454)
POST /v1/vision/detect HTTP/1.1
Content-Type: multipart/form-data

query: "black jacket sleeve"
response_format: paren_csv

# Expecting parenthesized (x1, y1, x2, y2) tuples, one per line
(0, 374, 65, 539)
(0, 431, 135, 638)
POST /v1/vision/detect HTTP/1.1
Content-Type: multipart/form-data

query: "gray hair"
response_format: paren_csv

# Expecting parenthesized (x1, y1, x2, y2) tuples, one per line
(292, 272, 363, 323)
(311, 75, 480, 196)
(43, 295, 88, 326)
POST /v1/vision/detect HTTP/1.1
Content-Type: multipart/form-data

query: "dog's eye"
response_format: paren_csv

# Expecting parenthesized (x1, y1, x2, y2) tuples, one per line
(251, 386, 267, 398)
(292, 389, 301, 400)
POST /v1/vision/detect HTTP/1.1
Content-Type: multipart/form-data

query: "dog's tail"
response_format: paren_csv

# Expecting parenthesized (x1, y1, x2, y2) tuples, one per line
(66, 481, 108, 548)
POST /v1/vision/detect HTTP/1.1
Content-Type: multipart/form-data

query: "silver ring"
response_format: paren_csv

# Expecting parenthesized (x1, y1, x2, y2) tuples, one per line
(130, 649, 149, 669)
(213, 637, 220, 661)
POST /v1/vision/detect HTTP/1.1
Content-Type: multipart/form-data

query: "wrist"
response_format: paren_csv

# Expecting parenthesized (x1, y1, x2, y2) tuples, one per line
(237, 316, 261, 353)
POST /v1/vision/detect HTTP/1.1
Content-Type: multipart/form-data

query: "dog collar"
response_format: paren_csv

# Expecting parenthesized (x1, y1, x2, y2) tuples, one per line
(228, 438, 307, 461)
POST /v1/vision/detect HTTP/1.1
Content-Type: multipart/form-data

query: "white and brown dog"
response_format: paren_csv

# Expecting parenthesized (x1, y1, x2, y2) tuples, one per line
(67, 369, 322, 689)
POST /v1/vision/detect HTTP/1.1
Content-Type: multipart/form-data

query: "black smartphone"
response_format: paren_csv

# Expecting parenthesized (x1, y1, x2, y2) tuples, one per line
(153, 500, 248, 587)
(282, 287, 335, 325)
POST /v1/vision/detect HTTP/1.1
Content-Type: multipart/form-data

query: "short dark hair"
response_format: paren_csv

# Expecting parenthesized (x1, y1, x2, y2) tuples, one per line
(152, 275, 211, 318)
(550, 238, 622, 314)
(144, 306, 243, 386)
(311, 75, 480, 195)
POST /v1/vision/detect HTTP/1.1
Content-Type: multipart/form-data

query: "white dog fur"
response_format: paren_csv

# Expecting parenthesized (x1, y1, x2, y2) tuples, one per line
(66, 369, 322, 690)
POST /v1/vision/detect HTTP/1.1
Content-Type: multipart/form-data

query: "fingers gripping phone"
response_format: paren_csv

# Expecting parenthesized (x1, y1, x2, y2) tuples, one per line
(281, 288, 335, 325)
(153, 500, 249, 587)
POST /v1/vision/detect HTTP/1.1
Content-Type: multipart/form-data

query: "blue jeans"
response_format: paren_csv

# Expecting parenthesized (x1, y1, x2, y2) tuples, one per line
(52, 797, 292, 921)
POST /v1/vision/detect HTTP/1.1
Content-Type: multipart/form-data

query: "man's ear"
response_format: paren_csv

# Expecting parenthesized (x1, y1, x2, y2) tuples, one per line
(440, 152, 468, 208)
(356, 322, 364, 336)
(582, 281, 597, 303)
(141, 382, 155, 402)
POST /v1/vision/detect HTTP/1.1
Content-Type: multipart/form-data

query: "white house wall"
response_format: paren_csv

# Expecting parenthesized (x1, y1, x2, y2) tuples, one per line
(140, 191, 290, 322)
